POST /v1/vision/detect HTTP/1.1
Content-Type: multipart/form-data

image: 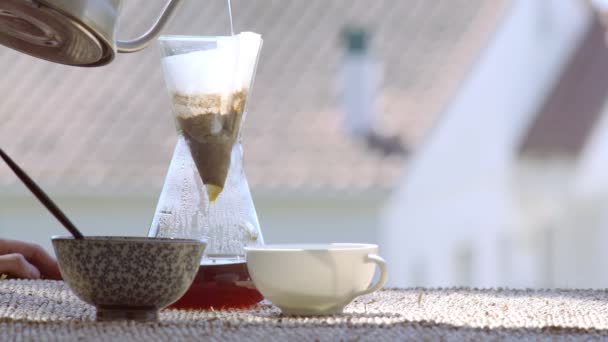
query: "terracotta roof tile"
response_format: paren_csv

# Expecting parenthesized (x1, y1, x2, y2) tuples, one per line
(0, 0, 508, 196)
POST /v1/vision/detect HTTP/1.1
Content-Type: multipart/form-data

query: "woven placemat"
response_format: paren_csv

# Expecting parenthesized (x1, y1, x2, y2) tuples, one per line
(2, 280, 608, 341)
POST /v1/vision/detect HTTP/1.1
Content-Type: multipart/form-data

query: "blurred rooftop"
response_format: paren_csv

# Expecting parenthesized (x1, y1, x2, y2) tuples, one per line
(518, 19, 608, 159)
(0, 0, 509, 196)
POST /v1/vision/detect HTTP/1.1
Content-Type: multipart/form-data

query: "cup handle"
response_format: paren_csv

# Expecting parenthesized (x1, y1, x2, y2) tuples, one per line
(351, 254, 388, 298)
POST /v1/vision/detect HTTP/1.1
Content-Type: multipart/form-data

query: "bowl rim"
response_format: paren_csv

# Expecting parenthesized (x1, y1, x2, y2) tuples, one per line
(245, 243, 377, 252)
(51, 235, 207, 245)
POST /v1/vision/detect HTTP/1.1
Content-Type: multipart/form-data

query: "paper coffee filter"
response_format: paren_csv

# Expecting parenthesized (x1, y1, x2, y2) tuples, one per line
(158, 33, 262, 202)
(160, 32, 261, 95)
(236, 32, 262, 90)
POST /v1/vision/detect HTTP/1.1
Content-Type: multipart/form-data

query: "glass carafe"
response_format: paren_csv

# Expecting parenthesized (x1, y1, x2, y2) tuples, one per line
(149, 33, 264, 309)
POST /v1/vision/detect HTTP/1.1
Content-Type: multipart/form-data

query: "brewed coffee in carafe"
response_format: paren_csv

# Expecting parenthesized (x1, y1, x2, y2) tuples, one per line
(149, 33, 264, 309)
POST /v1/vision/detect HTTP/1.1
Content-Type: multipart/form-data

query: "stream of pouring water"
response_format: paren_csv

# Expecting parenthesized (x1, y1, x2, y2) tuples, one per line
(228, 0, 234, 36)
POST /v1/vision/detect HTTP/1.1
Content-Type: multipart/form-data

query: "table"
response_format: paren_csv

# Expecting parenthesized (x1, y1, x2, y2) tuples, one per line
(1, 280, 608, 341)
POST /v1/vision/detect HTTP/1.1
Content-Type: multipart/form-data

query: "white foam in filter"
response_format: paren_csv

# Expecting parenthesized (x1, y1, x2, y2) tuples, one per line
(161, 32, 262, 95)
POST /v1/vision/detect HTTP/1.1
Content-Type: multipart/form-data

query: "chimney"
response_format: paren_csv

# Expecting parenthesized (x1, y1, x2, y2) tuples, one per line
(338, 27, 377, 137)
(337, 27, 406, 156)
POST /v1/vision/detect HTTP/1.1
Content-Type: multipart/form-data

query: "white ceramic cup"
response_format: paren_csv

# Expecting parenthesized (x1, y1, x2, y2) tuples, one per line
(245, 243, 388, 315)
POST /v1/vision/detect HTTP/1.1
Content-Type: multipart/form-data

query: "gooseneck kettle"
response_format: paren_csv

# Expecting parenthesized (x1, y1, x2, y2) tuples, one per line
(0, 0, 181, 66)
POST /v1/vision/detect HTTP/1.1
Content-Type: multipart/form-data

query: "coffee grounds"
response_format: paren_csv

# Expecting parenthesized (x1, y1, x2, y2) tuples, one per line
(172, 90, 247, 201)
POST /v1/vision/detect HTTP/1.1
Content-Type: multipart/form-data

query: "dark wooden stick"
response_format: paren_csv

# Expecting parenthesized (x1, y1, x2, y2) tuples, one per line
(0, 148, 84, 239)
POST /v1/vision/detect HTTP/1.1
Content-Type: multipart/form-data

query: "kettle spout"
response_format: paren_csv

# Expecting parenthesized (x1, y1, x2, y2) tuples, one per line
(116, 0, 181, 53)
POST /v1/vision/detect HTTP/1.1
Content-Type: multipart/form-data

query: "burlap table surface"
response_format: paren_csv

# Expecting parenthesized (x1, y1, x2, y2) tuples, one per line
(2, 280, 608, 341)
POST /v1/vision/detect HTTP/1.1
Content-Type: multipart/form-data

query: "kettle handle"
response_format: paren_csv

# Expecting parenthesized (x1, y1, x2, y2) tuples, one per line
(116, 0, 181, 53)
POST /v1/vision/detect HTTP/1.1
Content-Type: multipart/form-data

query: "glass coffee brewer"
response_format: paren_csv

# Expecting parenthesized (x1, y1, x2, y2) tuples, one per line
(148, 33, 264, 309)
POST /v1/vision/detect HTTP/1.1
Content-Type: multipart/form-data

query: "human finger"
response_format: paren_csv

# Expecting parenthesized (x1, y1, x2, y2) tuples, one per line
(0, 253, 41, 279)
(0, 239, 61, 280)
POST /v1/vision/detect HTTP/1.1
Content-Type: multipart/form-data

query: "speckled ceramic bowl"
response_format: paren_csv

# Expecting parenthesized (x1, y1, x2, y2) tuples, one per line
(52, 236, 206, 321)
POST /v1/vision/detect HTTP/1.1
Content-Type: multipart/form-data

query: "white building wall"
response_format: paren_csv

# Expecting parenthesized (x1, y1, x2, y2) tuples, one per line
(567, 104, 608, 287)
(381, 0, 591, 288)
(576, 108, 608, 196)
